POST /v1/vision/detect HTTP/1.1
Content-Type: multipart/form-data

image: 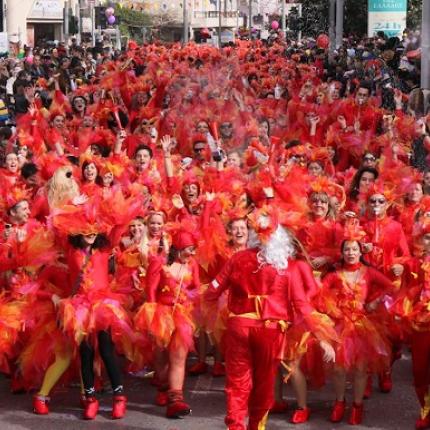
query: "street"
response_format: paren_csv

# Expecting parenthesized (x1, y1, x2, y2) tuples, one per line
(0, 352, 418, 429)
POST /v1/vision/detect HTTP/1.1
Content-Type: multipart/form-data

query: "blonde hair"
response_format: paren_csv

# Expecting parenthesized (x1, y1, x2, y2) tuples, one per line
(47, 166, 80, 208)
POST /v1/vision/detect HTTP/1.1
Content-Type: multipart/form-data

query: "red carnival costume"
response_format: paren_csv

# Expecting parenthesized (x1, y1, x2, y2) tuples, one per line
(205, 244, 336, 430)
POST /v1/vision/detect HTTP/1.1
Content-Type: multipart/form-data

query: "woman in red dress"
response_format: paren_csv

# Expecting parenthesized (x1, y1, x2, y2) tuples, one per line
(320, 237, 392, 425)
(134, 229, 200, 418)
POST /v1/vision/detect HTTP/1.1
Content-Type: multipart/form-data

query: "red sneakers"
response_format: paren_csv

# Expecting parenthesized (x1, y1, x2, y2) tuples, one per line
(290, 407, 310, 424)
(32, 395, 49, 415)
(330, 400, 346, 423)
(112, 395, 127, 419)
(212, 361, 226, 377)
(379, 371, 393, 393)
(188, 361, 208, 376)
(155, 390, 169, 406)
(83, 397, 99, 420)
(348, 403, 364, 425)
(364, 374, 373, 399)
(166, 390, 191, 418)
(416, 415, 430, 429)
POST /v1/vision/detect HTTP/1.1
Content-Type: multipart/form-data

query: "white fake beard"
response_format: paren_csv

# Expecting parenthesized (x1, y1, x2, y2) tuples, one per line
(249, 225, 297, 272)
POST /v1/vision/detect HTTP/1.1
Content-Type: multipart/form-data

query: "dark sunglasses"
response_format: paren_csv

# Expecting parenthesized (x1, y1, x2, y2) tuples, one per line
(369, 198, 386, 205)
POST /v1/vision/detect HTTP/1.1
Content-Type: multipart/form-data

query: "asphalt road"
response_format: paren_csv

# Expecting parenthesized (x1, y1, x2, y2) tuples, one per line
(0, 353, 418, 429)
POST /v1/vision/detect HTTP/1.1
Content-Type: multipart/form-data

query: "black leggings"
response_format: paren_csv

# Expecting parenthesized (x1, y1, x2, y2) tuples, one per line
(80, 330, 123, 396)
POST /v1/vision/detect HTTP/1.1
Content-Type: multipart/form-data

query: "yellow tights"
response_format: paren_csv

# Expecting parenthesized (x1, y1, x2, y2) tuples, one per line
(38, 350, 72, 397)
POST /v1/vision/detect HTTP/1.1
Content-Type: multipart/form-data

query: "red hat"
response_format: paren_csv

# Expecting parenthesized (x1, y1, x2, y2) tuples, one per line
(172, 230, 197, 250)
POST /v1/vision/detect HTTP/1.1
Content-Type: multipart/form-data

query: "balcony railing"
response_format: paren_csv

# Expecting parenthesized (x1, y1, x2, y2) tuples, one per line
(194, 11, 239, 19)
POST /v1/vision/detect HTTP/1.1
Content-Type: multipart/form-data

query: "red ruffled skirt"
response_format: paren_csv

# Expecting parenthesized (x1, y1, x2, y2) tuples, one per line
(58, 289, 135, 360)
(134, 302, 196, 351)
(332, 313, 391, 371)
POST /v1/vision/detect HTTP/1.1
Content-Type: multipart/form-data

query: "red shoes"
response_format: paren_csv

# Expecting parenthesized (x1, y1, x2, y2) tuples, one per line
(364, 375, 373, 399)
(416, 414, 430, 429)
(330, 400, 346, 423)
(112, 395, 127, 419)
(83, 397, 99, 420)
(290, 407, 310, 424)
(155, 390, 169, 406)
(166, 390, 191, 418)
(270, 400, 288, 414)
(212, 361, 226, 377)
(33, 395, 49, 415)
(379, 371, 393, 393)
(348, 403, 364, 425)
(188, 361, 208, 376)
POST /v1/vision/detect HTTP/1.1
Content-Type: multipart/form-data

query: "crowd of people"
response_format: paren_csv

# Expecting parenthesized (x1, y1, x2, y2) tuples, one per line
(0, 29, 430, 430)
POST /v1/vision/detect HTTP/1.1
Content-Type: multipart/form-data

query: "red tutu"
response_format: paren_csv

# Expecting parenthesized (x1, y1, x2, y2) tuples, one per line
(58, 290, 135, 360)
(134, 302, 195, 351)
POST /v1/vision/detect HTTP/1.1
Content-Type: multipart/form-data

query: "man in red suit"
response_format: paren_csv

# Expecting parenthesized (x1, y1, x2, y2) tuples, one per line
(205, 212, 335, 430)
(361, 185, 410, 394)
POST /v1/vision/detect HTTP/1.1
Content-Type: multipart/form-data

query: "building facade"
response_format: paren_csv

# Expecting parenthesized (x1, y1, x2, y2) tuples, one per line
(6, 0, 79, 47)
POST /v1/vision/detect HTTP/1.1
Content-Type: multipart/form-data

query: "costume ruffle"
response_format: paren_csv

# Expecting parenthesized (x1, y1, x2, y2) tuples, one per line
(58, 291, 135, 360)
(332, 313, 390, 371)
(0, 294, 25, 374)
(134, 302, 195, 351)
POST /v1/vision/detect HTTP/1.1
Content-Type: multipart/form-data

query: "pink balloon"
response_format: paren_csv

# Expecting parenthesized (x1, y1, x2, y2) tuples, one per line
(107, 15, 116, 25)
(105, 7, 114, 17)
(271, 20, 279, 30)
(316, 34, 329, 49)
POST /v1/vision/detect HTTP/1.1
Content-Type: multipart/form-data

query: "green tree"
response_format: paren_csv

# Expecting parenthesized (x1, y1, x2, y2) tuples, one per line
(301, 0, 422, 38)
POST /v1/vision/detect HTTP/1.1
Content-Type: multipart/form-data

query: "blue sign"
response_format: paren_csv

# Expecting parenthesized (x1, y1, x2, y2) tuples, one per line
(368, 1, 407, 12)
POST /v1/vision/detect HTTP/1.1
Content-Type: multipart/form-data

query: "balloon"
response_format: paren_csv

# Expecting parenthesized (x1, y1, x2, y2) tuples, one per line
(107, 15, 116, 25)
(271, 20, 279, 30)
(105, 7, 114, 17)
(316, 33, 329, 49)
(200, 27, 210, 37)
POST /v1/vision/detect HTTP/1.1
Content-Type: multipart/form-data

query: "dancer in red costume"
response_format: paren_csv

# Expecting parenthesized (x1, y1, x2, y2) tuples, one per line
(361, 183, 410, 394)
(392, 221, 430, 429)
(205, 209, 336, 430)
(319, 231, 393, 425)
(48, 192, 140, 420)
(134, 229, 200, 418)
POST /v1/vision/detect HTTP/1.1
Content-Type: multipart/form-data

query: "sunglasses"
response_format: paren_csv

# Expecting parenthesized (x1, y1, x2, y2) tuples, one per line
(364, 156, 376, 161)
(194, 147, 205, 153)
(220, 124, 232, 129)
(369, 198, 386, 205)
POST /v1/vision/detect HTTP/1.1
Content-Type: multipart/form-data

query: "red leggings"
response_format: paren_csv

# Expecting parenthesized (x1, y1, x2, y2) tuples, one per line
(223, 318, 283, 430)
(411, 330, 430, 407)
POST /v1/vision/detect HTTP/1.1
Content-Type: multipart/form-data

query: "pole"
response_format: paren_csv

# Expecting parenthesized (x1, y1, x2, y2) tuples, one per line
(91, 3, 95, 47)
(64, 1, 69, 43)
(248, 0, 252, 31)
(183, 0, 188, 44)
(328, 0, 336, 63)
(218, 0, 222, 48)
(281, 0, 285, 36)
(75, 1, 81, 44)
(335, 0, 344, 49)
(298, 3, 302, 43)
(422, 0, 430, 90)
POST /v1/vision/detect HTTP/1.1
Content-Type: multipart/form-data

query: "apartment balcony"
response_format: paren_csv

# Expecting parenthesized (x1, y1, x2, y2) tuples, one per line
(192, 10, 239, 29)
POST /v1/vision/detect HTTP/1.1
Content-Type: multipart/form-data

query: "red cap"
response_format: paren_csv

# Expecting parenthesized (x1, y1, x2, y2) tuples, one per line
(172, 231, 196, 250)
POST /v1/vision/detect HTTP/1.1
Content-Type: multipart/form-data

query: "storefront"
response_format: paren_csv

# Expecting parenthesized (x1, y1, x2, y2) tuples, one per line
(26, 0, 63, 46)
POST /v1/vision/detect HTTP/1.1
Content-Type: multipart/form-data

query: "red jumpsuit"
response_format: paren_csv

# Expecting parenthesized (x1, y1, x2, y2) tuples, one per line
(205, 248, 325, 430)
(396, 257, 430, 414)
